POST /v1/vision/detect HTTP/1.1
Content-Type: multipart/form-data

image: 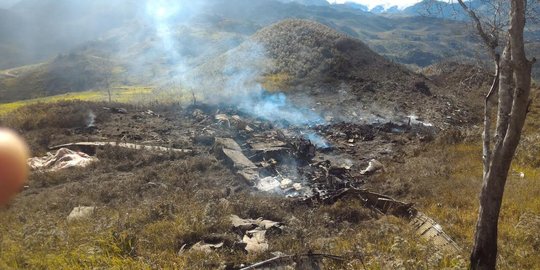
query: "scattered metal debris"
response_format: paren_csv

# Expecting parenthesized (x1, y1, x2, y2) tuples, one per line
(28, 148, 99, 172)
(179, 234, 244, 255)
(195, 107, 459, 256)
(302, 188, 415, 217)
(230, 215, 283, 232)
(103, 107, 128, 114)
(410, 212, 462, 254)
(190, 241, 225, 253)
(67, 206, 95, 222)
(360, 159, 384, 175)
(49, 142, 193, 156)
(230, 215, 283, 254)
(301, 187, 462, 255)
(214, 138, 259, 184)
(243, 229, 269, 253)
(256, 176, 281, 192)
(238, 252, 345, 270)
(143, 110, 160, 117)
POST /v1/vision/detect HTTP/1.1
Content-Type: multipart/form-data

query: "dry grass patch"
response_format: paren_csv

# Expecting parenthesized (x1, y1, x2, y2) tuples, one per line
(0, 100, 538, 269)
(380, 89, 540, 268)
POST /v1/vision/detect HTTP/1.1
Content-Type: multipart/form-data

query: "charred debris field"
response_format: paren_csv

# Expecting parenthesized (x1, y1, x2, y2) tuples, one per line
(1, 98, 540, 269)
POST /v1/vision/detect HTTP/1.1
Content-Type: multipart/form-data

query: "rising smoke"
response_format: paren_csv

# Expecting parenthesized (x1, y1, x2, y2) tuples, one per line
(86, 111, 96, 128)
(143, 0, 330, 146)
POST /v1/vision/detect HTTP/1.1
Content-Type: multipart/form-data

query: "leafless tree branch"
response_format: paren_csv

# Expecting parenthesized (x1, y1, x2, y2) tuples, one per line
(456, 0, 499, 59)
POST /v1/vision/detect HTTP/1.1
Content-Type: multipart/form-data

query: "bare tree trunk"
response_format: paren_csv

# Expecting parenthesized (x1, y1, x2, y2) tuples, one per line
(470, 1, 536, 269)
(482, 56, 499, 176)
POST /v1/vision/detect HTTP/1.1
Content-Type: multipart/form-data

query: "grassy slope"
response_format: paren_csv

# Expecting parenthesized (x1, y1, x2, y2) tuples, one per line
(0, 53, 121, 103)
(0, 91, 538, 268)
(0, 86, 156, 115)
(0, 101, 457, 269)
(380, 88, 540, 269)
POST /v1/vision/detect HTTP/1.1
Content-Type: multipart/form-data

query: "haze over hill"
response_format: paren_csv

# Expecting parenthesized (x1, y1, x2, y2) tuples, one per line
(0, 53, 114, 102)
(0, 0, 138, 69)
(4, 0, 537, 77)
(0, 0, 537, 106)
(187, 19, 474, 125)
(0, 0, 482, 71)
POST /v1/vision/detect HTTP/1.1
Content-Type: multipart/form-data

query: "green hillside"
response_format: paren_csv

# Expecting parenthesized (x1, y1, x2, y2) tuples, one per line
(0, 53, 118, 102)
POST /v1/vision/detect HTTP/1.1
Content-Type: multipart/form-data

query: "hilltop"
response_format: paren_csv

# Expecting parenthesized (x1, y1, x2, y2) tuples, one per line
(191, 19, 477, 126)
(251, 19, 407, 84)
(194, 19, 412, 87)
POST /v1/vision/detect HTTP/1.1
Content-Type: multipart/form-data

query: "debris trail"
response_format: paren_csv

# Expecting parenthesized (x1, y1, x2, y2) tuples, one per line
(410, 212, 462, 254)
(303, 187, 462, 255)
(195, 106, 459, 255)
(239, 252, 346, 270)
(49, 142, 193, 154)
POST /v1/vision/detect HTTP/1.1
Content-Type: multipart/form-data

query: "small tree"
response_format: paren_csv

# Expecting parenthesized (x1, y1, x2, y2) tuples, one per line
(105, 73, 112, 103)
(450, 0, 537, 269)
